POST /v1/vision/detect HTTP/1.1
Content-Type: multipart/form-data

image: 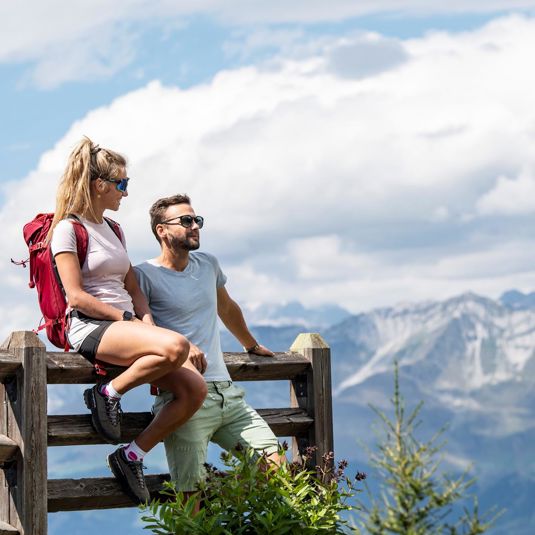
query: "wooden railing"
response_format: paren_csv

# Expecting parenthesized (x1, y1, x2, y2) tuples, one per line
(0, 331, 333, 534)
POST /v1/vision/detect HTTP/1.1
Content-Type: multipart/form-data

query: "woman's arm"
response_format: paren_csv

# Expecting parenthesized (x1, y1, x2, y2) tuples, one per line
(124, 266, 155, 325)
(55, 252, 124, 321)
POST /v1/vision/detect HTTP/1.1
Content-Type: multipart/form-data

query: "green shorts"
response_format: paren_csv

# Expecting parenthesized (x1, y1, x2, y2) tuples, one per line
(153, 381, 279, 492)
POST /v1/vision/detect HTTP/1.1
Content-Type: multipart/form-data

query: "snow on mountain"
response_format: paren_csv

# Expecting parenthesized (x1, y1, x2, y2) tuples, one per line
(335, 291, 535, 395)
(239, 291, 535, 534)
(242, 300, 351, 328)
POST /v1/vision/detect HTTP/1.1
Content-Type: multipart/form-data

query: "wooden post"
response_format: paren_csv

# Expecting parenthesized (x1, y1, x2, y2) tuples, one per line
(289, 333, 333, 471)
(0, 332, 47, 535)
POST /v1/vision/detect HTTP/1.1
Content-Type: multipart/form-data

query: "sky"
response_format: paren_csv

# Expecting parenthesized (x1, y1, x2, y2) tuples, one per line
(3, 1, 535, 532)
(4, 2, 535, 343)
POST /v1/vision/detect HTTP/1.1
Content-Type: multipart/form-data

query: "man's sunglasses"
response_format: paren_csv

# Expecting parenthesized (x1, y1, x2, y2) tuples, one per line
(160, 215, 204, 228)
(99, 177, 130, 192)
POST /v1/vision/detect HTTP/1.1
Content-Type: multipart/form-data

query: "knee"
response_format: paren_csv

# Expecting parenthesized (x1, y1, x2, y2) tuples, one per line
(176, 374, 207, 413)
(188, 384, 206, 417)
(193, 378, 208, 410)
(162, 334, 189, 368)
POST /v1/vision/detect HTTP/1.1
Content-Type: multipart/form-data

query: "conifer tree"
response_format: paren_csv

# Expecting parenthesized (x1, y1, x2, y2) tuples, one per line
(360, 362, 499, 535)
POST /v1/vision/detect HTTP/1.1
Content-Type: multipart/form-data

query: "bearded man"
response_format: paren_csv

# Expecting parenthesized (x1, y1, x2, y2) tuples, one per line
(134, 194, 281, 498)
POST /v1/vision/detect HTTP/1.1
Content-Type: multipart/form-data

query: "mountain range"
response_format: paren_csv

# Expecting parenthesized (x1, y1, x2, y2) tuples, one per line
(231, 290, 535, 534)
(46, 290, 535, 533)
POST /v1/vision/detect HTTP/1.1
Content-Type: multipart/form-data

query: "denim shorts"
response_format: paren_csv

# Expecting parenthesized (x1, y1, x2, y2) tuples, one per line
(153, 381, 279, 491)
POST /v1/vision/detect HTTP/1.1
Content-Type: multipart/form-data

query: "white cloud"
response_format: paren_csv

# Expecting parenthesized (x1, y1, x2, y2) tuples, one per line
(2, 1, 535, 87)
(5, 15, 535, 339)
(476, 169, 535, 215)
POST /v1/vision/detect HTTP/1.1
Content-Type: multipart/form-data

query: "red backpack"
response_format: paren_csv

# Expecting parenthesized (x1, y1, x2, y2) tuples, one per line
(16, 213, 122, 350)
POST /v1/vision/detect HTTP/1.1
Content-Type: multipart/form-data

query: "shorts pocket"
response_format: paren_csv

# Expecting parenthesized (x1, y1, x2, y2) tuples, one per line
(202, 392, 221, 409)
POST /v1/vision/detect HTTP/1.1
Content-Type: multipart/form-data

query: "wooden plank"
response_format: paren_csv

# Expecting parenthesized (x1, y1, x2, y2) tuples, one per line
(0, 382, 11, 527)
(1, 332, 48, 535)
(0, 352, 20, 382)
(46, 351, 310, 384)
(225, 353, 310, 380)
(0, 435, 18, 463)
(290, 333, 334, 472)
(47, 408, 313, 446)
(2, 335, 24, 533)
(21, 333, 48, 535)
(0, 520, 18, 534)
(48, 474, 170, 512)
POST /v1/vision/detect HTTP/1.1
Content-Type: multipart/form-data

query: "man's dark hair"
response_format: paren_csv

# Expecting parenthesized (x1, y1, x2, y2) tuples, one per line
(150, 194, 191, 243)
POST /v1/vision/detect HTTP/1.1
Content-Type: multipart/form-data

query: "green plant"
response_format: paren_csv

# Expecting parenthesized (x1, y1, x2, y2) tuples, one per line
(359, 362, 501, 535)
(141, 444, 362, 534)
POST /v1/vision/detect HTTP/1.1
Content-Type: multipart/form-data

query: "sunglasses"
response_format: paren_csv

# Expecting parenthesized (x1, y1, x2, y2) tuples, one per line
(99, 177, 130, 192)
(160, 215, 204, 228)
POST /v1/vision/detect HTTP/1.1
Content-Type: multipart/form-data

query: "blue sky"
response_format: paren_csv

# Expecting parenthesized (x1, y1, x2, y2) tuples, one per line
(3, 3, 535, 529)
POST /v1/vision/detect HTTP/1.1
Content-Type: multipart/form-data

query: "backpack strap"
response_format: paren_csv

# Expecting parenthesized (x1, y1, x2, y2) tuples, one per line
(103, 217, 125, 247)
(67, 215, 90, 268)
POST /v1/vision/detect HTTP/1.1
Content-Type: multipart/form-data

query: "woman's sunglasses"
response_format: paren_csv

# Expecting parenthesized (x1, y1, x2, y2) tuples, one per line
(99, 177, 130, 192)
(160, 215, 204, 228)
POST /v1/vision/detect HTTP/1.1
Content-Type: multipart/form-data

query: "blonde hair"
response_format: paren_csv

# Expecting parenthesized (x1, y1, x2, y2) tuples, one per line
(48, 137, 127, 240)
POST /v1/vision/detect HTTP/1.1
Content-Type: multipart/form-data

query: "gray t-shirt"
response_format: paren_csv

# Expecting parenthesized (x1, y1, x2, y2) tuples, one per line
(134, 253, 230, 382)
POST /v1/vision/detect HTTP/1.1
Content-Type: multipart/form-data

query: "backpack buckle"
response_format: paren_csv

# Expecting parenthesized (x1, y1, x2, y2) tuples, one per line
(94, 362, 108, 376)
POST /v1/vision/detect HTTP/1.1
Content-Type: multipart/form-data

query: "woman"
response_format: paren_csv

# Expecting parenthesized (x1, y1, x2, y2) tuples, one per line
(49, 137, 207, 504)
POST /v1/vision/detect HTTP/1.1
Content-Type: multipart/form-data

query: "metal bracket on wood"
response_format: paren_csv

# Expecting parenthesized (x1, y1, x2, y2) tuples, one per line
(293, 374, 307, 398)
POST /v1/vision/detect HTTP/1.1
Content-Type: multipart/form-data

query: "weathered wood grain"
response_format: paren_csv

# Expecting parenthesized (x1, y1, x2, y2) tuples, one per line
(1, 332, 48, 535)
(47, 408, 312, 446)
(290, 333, 333, 471)
(47, 474, 171, 512)
(0, 435, 18, 463)
(0, 353, 20, 382)
(46, 351, 310, 383)
(0, 520, 18, 534)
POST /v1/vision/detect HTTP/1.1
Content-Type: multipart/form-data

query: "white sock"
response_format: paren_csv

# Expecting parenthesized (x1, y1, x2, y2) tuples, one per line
(100, 380, 122, 399)
(123, 441, 147, 462)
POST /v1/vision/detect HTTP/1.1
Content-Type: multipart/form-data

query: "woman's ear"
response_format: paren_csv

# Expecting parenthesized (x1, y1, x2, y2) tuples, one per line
(96, 179, 109, 193)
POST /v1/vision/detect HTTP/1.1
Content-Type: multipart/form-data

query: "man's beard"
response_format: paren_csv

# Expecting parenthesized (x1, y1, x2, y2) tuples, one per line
(169, 234, 200, 252)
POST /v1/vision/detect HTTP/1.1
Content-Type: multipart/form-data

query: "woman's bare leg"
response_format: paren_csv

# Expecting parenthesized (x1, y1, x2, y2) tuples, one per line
(135, 360, 207, 452)
(95, 320, 190, 394)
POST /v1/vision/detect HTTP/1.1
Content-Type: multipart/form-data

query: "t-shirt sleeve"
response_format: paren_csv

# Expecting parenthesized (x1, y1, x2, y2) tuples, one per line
(134, 264, 152, 302)
(209, 254, 227, 288)
(50, 219, 77, 257)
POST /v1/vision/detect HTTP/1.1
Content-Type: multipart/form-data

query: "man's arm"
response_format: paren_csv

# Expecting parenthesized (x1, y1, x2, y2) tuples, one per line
(217, 286, 274, 356)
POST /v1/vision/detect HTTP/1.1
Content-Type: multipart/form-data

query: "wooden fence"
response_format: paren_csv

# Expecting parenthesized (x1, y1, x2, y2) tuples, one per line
(0, 330, 333, 534)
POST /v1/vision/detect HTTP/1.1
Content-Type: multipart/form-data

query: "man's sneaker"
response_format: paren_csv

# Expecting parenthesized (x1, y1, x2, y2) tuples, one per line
(83, 385, 122, 444)
(107, 447, 150, 504)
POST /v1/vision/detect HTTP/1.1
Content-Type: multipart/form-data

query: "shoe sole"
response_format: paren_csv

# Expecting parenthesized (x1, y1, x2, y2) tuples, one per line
(83, 387, 120, 444)
(107, 452, 149, 505)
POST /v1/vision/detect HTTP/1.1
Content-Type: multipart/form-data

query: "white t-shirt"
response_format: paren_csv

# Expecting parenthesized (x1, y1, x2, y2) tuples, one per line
(50, 217, 134, 349)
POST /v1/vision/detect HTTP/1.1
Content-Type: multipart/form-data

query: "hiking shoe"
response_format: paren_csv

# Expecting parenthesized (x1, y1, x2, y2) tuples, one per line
(108, 447, 150, 504)
(83, 385, 122, 444)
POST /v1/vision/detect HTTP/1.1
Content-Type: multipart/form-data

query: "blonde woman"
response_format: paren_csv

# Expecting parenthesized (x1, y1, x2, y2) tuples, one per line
(49, 137, 207, 504)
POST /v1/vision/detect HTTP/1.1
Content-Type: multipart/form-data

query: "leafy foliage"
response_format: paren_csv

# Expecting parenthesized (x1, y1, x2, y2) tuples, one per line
(141, 445, 361, 534)
(142, 363, 500, 534)
(359, 362, 501, 534)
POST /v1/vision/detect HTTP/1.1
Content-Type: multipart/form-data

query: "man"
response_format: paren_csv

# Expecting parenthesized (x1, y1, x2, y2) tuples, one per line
(134, 194, 282, 495)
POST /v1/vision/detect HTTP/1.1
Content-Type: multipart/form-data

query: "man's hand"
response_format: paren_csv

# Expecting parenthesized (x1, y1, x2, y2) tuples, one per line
(188, 343, 208, 374)
(248, 344, 274, 357)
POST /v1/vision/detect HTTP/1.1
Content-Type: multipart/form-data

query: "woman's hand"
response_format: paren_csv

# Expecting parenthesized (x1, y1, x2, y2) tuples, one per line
(188, 343, 207, 374)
